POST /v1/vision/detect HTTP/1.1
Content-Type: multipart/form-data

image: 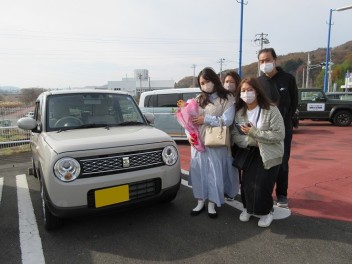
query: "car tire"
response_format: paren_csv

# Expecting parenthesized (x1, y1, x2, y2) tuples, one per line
(40, 181, 63, 230)
(31, 159, 38, 178)
(333, 110, 352, 126)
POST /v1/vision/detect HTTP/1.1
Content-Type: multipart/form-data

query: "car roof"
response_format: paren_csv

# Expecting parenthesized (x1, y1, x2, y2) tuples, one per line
(140, 88, 200, 96)
(43, 89, 129, 96)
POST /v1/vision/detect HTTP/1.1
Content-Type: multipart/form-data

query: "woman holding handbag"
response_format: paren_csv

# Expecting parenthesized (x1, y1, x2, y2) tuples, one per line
(188, 67, 238, 218)
(231, 77, 285, 227)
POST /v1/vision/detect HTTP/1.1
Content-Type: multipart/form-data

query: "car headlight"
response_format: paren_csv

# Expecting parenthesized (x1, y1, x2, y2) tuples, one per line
(162, 145, 178, 166)
(54, 158, 81, 182)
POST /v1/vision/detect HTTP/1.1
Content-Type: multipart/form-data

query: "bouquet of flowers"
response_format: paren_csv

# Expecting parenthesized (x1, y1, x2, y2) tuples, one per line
(176, 98, 205, 152)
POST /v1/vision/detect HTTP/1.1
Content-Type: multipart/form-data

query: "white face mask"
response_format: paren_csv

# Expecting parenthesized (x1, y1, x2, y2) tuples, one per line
(260, 62, 275, 74)
(240, 91, 256, 104)
(201, 82, 215, 94)
(224, 83, 236, 92)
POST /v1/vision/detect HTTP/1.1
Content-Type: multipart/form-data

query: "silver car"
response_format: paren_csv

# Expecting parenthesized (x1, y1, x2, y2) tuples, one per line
(17, 90, 181, 230)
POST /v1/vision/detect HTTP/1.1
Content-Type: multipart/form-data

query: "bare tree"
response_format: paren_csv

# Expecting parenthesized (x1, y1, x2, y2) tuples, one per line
(20, 88, 46, 105)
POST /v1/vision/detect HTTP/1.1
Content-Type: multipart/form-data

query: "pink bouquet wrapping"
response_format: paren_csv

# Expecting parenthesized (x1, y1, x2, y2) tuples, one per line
(176, 98, 205, 152)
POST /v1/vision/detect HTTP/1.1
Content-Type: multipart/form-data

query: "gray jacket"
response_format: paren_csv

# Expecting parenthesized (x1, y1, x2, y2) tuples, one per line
(231, 105, 285, 169)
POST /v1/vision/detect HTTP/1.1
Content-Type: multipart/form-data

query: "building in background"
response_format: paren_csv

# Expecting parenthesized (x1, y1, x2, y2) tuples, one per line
(108, 69, 175, 96)
(341, 71, 352, 92)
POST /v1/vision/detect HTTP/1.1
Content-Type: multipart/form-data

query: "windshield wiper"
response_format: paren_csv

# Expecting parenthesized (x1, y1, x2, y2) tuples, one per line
(76, 124, 109, 129)
(116, 121, 144, 126)
(56, 124, 110, 132)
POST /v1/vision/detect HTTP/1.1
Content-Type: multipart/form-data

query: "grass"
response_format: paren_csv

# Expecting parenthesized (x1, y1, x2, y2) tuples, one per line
(0, 144, 30, 156)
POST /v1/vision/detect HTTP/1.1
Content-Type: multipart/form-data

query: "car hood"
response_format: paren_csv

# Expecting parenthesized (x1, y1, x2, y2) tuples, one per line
(42, 126, 173, 154)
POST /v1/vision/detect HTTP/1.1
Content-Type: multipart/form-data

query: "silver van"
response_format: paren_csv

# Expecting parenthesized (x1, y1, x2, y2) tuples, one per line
(139, 88, 200, 140)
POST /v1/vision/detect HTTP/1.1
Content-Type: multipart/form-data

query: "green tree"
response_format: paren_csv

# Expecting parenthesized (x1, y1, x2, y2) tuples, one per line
(313, 70, 325, 88)
(281, 59, 304, 75)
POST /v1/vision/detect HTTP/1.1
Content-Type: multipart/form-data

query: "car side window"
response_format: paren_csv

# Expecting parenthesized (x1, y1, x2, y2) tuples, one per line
(183, 92, 199, 101)
(145, 95, 156, 107)
(157, 94, 179, 107)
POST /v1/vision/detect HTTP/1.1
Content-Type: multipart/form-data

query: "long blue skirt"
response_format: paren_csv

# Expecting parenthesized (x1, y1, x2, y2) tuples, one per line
(188, 146, 239, 207)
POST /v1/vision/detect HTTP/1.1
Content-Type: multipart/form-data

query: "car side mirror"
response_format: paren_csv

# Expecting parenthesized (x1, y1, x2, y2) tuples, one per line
(316, 96, 327, 102)
(17, 117, 37, 130)
(143, 112, 155, 124)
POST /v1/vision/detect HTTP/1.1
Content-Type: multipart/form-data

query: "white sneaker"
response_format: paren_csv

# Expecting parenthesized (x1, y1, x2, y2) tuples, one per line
(239, 209, 252, 222)
(258, 213, 274, 227)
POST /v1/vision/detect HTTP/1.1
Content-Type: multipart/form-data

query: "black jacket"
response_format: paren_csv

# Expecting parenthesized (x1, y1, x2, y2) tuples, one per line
(257, 67, 298, 129)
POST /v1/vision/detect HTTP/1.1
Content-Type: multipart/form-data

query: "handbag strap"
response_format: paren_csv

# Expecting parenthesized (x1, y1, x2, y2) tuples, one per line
(255, 108, 261, 127)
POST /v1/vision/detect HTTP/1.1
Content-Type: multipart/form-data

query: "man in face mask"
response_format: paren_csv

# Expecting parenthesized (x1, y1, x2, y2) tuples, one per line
(257, 48, 298, 208)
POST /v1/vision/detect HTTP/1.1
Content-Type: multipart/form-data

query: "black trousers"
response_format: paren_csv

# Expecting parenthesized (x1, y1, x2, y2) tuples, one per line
(241, 148, 280, 215)
(275, 127, 293, 198)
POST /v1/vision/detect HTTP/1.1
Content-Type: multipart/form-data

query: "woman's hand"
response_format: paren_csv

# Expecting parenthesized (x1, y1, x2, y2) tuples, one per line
(188, 136, 195, 145)
(192, 116, 204, 126)
(240, 122, 252, 135)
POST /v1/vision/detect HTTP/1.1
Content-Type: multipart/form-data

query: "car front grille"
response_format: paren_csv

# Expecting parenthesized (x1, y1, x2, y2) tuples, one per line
(87, 178, 161, 208)
(78, 149, 164, 178)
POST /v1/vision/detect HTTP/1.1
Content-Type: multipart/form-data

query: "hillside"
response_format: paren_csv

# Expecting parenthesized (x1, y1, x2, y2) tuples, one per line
(176, 40, 352, 89)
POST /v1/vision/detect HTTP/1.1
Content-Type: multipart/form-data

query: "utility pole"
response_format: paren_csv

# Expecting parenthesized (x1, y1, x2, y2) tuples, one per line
(254, 32, 270, 50)
(254, 32, 269, 76)
(306, 52, 324, 89)
(191, 64, 196, 87)
(306, 53, 311, 88)
(218, 58, 225, 80)
(302, 68, 305, 88)
(236, 0, 248, 77)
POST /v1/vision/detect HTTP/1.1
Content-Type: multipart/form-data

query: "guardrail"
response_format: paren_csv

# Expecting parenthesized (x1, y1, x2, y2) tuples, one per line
(1, 106, 33, 152)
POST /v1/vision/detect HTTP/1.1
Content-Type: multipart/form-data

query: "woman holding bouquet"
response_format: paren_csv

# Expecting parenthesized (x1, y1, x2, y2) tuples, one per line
(188, 67, 238, 218)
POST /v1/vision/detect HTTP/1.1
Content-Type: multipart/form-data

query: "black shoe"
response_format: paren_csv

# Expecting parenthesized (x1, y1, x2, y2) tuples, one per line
(277, 196, 288, 208)
(190, 206, 205, 216)
(208, 212, 218, 219)
(224, 193, 234, 201)
(234, 194, 242, 203)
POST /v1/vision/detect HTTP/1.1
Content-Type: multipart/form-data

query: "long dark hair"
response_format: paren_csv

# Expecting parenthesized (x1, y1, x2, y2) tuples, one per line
(234, 77, 272, 115)
(197, 67, 230, 108)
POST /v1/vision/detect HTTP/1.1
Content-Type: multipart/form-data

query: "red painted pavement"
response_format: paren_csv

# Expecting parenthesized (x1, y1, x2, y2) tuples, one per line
(177, 120, 352, 222)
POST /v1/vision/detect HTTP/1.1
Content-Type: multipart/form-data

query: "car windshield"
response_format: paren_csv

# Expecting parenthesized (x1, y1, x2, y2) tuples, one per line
(46, 93, 146, 131)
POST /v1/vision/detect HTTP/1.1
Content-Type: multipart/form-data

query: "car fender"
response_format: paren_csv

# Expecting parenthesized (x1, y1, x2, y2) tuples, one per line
(329, 105, 352, 119)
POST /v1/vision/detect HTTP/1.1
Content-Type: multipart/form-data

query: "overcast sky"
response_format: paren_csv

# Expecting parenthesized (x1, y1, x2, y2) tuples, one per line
(1, 0, 351, 88)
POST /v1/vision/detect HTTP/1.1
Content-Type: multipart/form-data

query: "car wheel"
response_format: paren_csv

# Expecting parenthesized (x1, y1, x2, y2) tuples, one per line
(40, 181, 63, 230)
(31, 158, 38, 178)
(333, 110, 352, 126)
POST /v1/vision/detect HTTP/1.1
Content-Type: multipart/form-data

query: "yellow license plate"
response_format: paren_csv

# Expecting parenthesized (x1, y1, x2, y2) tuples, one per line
(95, 185, 129, 208)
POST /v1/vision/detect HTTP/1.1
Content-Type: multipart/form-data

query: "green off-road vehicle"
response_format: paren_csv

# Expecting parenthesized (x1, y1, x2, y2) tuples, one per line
(298, 88, 352, 126)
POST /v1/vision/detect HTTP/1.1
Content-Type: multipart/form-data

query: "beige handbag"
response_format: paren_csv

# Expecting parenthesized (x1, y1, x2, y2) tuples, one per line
(204, 122, 230, 147)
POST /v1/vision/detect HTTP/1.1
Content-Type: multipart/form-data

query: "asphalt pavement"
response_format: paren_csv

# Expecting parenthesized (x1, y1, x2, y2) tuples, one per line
(0, 126, 352, 264)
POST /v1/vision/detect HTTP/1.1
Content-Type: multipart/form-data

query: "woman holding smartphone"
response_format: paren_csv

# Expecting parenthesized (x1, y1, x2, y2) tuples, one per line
(231, 77, 285, 227)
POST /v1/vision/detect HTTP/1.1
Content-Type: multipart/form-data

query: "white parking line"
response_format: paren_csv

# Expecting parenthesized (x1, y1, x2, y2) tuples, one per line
(16, 174, 45, 264)
(0, 177, 3, 205)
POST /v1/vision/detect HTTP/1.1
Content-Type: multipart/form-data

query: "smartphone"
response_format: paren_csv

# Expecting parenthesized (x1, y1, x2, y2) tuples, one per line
(235, 123, 246, 135)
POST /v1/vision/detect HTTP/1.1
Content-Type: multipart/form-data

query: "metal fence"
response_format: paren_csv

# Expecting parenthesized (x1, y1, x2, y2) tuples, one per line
(0, 107, 33, 153)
